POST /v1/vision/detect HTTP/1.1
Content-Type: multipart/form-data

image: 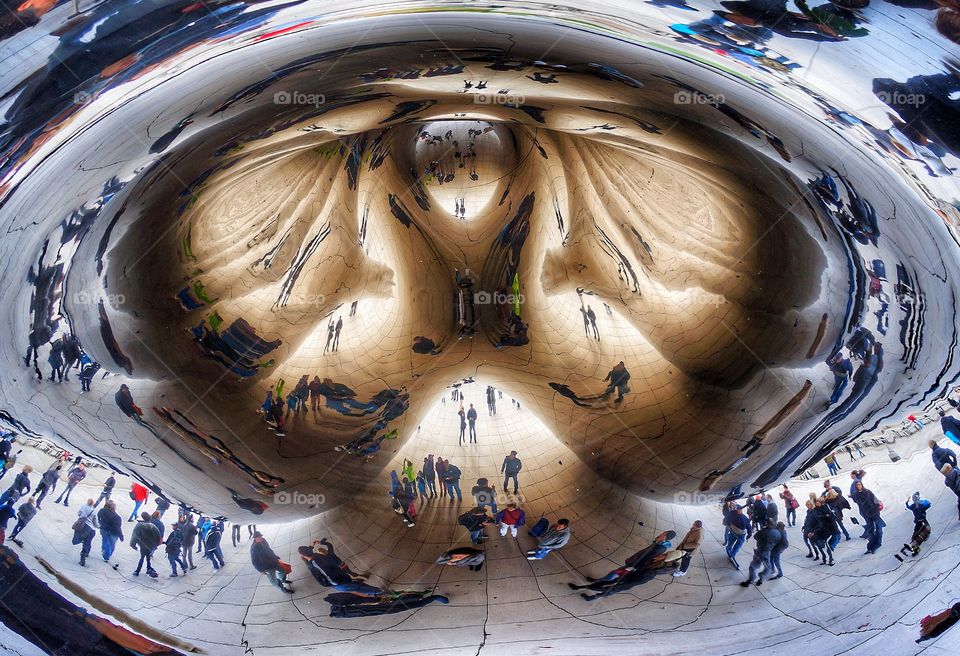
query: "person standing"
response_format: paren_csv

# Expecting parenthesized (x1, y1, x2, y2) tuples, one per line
(250, 532, 292, 593)
(501, 451, 522, 494)
(130, 511, 160, 577)
(739, 518, 781, 587)
(165, 522, 188, 577)
(940, 409, 960, 444)
(423, 455, 437, 498)
(458, 507, 494, 544)
(765, 495, 779, 525)
(435, 458, 448, 499)
(586, 305, 600, 340)
(779, 485, 798, 527)
(94, 474, 116, 508)
(673, 520, 704, 577)
(601, 361, 631, 403)
(34, 466, 60, 510)
(904, 491, 932, 557)
(416, 471, 428, 500)
(72, 498, 99, 566)
(526, 519, 571, 560)
(309, 376, 323, 412)
(931, 440, 958, 471)
(115, 385, 145, 425)
(402, 459, 416, 490)
(182, 515, 198, 570)
(332, 317, 344, 352)
(471, 478, 498, 515)
(466, 404, 478, 443)
(941, 463, 960, 519)
(824, 453, 839, 476)
(8, 497, 37, 544)
(457, 408, 466, 446)
(128, 483, 149, 521)
(850, 481, 885, 554)
(204, 521, 225, 570)
(96, 500, 124, 563)
(845, 444, 857, 462)
(495, 503, 525, 537)
(444, 461, 463, 502)
(231, 523, 242, 547)
(827, 352, 853, 404)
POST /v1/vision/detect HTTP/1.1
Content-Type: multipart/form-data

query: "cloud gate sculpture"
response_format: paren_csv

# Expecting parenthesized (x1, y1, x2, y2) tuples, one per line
(0, 0, 958, 654)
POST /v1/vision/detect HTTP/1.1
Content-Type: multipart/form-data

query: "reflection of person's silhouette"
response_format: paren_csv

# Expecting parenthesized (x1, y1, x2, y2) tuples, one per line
(467, 404, 478, 443)
(458, 408, 466, 446)
(115, 385, 145, 425)
(332, 317, 344, 351)
(602, 362, 632, 403)
(412, 336, 441, 355)
(579, 307, 590, 337)
(586, 306, 600, 341)
(549, 383, 591, 407)
(323, 320, 335, 354)
(349, 301, 358, 317)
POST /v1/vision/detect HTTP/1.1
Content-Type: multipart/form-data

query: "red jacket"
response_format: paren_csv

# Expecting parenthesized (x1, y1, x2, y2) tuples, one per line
(496, 508, 525, 526)
(131, 483, 149, 503)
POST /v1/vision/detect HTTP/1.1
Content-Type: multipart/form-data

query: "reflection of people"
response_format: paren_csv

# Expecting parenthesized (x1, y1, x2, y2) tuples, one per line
(332, 316, 344, 351)
(436, 546, 485, 571)
(940, 410, 960, 445)
(586, 305, 600, 340)
(115, 385, 144, 424)
(602, 361, 631, 402)
(918, 602, 960, 642)
(457, 408, 466, 445)
(526, 519, 570, 560)
(501, 450, 522, 493)
(251, 532, 292, 593)
(467, 404, 478, 443)
(827, 352, 853, 404)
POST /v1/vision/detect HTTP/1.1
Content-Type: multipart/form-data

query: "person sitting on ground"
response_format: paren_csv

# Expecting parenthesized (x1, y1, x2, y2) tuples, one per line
(673, 521, 703, 577)
(526, 518, 571, 560)
(324, 589, 449, 617)
(298, 545, 380, 593)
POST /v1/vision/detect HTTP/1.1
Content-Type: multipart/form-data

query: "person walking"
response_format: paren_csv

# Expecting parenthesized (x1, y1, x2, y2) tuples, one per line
(903, 491, 932, 557)
(725, 504, 752, 570)
(423, 455, 437, 498)
(128, 483, 149, 521)
(526, 519, 571, 560)
(673, 520, 704, 577)
(96, 499, 124, 563)
(93, 474, 116, 508)
(779, 485, 799, 527)
(204, 520, 225, 569)
(165, 522, 189, 577)
(8, 497, 37, 544)
(33, 466, 59, 510)
(769, 521, 789, 579)
(851, 481, 885, 554)
(940, 463, 960, 520)
(181, 514, 198, 570)
(130, 511, 160, 577)
(495, 503, 525, 537)
(444, 461, 463, 502)
(55, 463, 84, 506)
(827, 352, 853, 404)
(739, 518, 781, 587)
(466, 404, 478, 443)
(71, 498, 99, 566)
(601, 361, 631, 403)
(501, 451, 522, 494)
(251, 532, 293, 593)
(1, 465, 32, 506)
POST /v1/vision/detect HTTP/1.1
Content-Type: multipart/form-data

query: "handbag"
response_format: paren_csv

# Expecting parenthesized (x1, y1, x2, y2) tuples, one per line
(71, 516, 86, 532)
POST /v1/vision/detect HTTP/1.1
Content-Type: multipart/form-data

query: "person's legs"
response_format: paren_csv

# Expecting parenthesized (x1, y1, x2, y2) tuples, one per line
(679, 552, 693, 573)
(744, 555, 762, 583)
(135, 551, 147, 574)
(499, 522, 509, 537)
(772, 551, 783, 578)
(837, 518, 850, 540)
(93, 491, 107, 508)
(469, 424, 477, 442)
(507, 473, 518, 493)
(80, 528, 94, 563)
(9, 519, 26, 539)
(35, 484, 49, 508)
(101, 532, 118, 560)
(168, 553, 180, 576)
(215, 546, 225, 567)
(452, 480, 462, 501)
(129, 500, 142, 521)
(206, 550, 220, 569)
(470, 528, 483, 544)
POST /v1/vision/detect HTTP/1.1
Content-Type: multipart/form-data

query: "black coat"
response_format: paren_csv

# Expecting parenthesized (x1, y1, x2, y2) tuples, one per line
(250, 539, 281, 572)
